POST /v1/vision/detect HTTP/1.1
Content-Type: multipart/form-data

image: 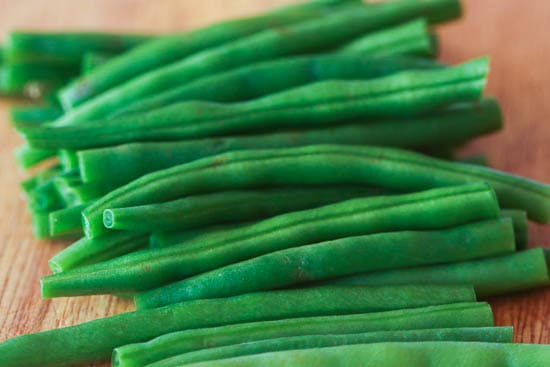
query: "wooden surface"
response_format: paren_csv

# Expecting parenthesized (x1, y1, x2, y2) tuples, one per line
(0, 0, 549, 365)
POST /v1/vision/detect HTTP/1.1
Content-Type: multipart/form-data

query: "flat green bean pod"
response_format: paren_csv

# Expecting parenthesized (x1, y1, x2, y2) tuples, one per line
(103, 186, 391, 232)
(0, 285, 481, 367)
(328, 247, 550, 298)
(42, 183, 499, 296)
(22, 59, 488, 148)
(56, 0, 369, 108)
(149, 327, 513, 367)
(78, 98, 501, 187)
(134, 219, 514, 309)
(80, 144, 550, 241)
(113, 303, 494, 367)
(57, 0, 460, 111)
(182, 341, 550, 367)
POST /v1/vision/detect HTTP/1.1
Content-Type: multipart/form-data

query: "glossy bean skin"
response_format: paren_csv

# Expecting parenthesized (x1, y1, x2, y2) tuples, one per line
(112, 303, 493, 367)
(110, 54, 441, 119)
(56, 0, 460, 115)
(56, 0, 368, 108)
(0, 285, 479, 367)
(183, 341, 550, 367)
(42, 184, 500, 297)
(79, 144, 550, 240)
(79, 98, 500, 187)
(135, 219, 513, 309)
(151, 327, 513, 367)
(149, 223, 251, 249)
(48, 231, 149, 273)
(328, 247, 550, 298)
(103, 186, 391, 232)
(23, 59, 488, 147)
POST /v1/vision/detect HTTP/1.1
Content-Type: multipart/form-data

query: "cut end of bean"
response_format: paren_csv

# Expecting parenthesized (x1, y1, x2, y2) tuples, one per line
(103, 209, 115, 228)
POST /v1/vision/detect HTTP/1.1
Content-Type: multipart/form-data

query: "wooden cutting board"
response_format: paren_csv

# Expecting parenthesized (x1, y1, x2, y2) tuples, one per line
(0, 1, 549, 365)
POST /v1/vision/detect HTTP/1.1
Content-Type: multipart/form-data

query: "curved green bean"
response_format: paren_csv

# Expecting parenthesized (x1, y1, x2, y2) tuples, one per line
(103, 186, 390, 232)
(110, 54, 441, 119)
(57, 0, 460, 110)
(48, 231, 148, 273)
(0, 285, 478, 367)
(42, 183, 499, 297)
(79, 144, 550, 241)
(182, 341, 550, 367)
(22, 58, 488, 147)
(151, 327, 513, 367)
(328, 247, 550, 298)
(135, 219, 513, 309)
(79, 98, 501, 187)
(113, 303, 493, 367)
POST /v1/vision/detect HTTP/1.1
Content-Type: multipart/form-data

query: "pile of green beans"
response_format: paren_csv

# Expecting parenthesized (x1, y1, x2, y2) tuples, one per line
(4, 0, 550, 366)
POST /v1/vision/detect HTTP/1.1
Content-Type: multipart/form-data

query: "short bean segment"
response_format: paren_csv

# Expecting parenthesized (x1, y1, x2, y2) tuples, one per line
(0, 285, 481, 367)
(328, 247, 550, 298)
(102, 186, 391, 232)
(134, 219, 514, 309)
(42, 183, 500, 297)
(112, 303, 493, 367)
(56, 0, 371, 108)
(55, 0, 461, 123)
(21, 59, 489, 149)
(501, 209, 528, 249)
(149, 327, 513, 367)
(181, 341, 550, 367)
(79, 98, 501, 188)
(79, 144, 550, 240)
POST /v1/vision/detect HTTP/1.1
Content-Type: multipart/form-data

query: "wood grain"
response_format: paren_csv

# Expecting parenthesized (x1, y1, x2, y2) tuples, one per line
(0, 0, 549, 365)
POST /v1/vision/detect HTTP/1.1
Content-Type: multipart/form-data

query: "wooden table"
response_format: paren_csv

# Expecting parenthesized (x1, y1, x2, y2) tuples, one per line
(0, 0, 549, 365)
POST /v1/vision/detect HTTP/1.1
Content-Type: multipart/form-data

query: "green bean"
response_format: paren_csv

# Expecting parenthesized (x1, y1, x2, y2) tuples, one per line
(23, 58, 487, 147)
(57, 0, 460, 110)
(28, 179, 63, 212)
(53, 177, 104, 207)
(135, 218, 513, 309)
(458, 153, 489, 166)
(79, 144, 550, 241)
(81, 52, 114, 74)
(48, 203, 87, 238)
(57, 149, 79, 171)
(113, 303, 493, 367)
(152, 327, 513, 367)
(339, 18, 434, 57)
(48, 231, 148, 273)
(42, 183, 499, 297)
(20, 164, 62, 194)
(149, 223, 250, 249)
(79, 98, 501, 187)
(329, 247, 550, 297)
(103, 186, 390, 232)
(2, 61, 78, 97)
(501, 209, 528, 249)
(4, 31, 151, 65)
(183, 341, 550, 367)
(0, 285, 478, 367)
(110, 54, 441, 119)
(30, 210, 51, 239)
(9, 104, 62, 123)
(14, 143, 55, 169)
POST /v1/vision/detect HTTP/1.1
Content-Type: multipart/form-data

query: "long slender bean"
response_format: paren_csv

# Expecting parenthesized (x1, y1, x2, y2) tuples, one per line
(22, 59, 488, 148)
(110, 54, 441, 119)
(103, 186, 391, 232)
(20, 164, 62, 194)
(79, 98, 501, 187)
(501, 209, 528, 249)
(9, 104, 62, 124)
(135, 218, 513, 309)
(0, 286, 480, 367)
(112, 303, 493, 367)
(48, 231, 148, 273)
(79, 144, 550, 241)
(42, 183, 499, 296)
(57, 0, 460, 110)
(182, 341, 550, 367)
(152, 327, 513, 367)
(149, 223, 250, 249)
(328, 247, 550, 297)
